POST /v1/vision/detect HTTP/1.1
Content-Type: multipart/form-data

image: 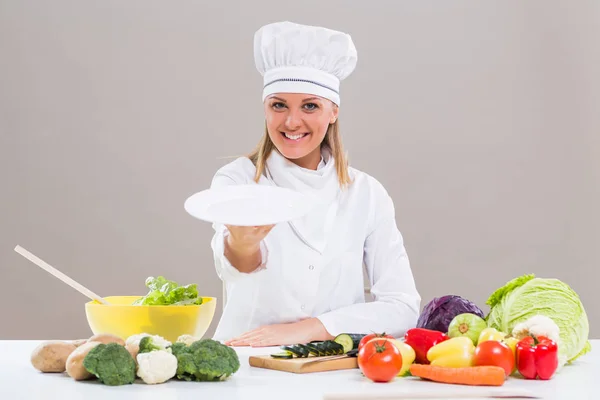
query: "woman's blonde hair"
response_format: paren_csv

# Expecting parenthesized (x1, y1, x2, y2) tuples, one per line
(248, 119, 353, 189)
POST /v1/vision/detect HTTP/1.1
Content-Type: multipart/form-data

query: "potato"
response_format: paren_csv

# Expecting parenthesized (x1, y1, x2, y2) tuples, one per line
(31, 341, 77, 373)
(87, 333, 125, 346)
(66, 341, 101, 380)
(71, 339, 88, 347)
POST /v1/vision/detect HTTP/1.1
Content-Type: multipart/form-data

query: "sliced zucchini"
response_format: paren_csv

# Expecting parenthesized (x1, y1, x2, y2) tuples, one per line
(334, 333, 366, 353)
(304, 343, 321, 356)
(319, 341, 331, 355)
(320, 340, 344, 355)
(322, 342, 331, 355)
(313, 342, 328, 356)
(325, 341, 337, 355)
(281, 345, 304, 357)
(274, 340, 347, 359)
(328, 340, 345, 355)
(314, 341, 328, 355)
(294, 344, 310, 358)
(271, 350, 294, 359)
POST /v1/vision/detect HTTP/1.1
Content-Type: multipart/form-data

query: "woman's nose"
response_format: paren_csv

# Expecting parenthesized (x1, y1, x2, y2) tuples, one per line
(284, 110, 302, 130)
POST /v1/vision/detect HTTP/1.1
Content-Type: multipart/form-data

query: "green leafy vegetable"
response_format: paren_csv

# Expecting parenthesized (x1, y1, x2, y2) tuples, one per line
(82, 343, 136, 386)
(173, 339, 240, 381)
(485, 274, 591, 368)
(132, 276, 203, 306)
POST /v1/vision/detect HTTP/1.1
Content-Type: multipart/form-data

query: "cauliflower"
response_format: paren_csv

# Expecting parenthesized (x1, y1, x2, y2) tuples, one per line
(176, 334, 201, 346)
(136, 350, 178, 384)
(125, 333, 171, 348)
(139, 336, 171, 354)
(512, 315, 560, 343)
(125, 333, 150, 347)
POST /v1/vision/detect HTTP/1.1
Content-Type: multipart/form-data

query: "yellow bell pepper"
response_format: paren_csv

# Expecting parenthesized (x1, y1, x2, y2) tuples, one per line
(502, 336, 519, 375)
(426, 337, 474, 368)
(503, 336, 518, 357)
(390, 339, 416, 376)
(503, 337, 519, 355)
(477, 327, 506, 344)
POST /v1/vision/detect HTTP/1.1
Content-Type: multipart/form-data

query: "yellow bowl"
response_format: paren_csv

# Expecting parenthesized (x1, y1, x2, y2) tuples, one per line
(85, 296, 217, 343)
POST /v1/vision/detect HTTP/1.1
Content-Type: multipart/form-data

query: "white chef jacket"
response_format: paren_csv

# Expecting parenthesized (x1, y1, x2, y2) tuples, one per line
(209, 151, 421, 342)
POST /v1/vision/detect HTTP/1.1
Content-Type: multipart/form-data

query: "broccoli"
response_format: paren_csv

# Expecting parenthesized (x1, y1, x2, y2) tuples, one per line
(173, 339, 240, 381)
(139, 336, 170, 354)
(169, 342, 188, 357)
(83, 343, 136, 386)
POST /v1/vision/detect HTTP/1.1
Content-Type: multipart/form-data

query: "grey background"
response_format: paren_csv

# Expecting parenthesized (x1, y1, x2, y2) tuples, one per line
(1, 1, 598, 340)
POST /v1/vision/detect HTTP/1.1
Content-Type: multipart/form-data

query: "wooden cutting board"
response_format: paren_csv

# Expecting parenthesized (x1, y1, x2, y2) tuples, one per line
(249, 354, 358, 373)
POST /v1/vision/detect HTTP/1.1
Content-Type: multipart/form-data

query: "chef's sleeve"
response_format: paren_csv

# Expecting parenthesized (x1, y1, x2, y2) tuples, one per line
(209, 171, 269, 283)
(317, 180, 421, 338)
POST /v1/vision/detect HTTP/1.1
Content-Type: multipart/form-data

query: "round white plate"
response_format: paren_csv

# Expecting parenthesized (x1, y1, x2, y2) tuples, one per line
(184, 184, 316, 226)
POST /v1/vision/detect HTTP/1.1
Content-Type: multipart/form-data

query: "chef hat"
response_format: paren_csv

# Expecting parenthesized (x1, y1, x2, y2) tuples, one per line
(254, 21, 358, 106)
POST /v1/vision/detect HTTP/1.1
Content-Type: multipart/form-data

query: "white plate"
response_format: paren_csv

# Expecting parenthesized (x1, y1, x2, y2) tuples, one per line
(184, 184, 316, 226)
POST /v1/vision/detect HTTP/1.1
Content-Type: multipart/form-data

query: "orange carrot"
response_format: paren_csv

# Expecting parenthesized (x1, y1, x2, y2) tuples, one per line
(409, 364, 506, 386)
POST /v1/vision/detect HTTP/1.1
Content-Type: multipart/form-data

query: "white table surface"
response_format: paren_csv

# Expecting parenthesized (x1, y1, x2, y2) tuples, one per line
(1, 340, 597, 400)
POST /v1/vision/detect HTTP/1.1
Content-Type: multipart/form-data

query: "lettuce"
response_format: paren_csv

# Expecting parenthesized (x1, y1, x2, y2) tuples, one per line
(486, 274, 590, 368)
(132, 276, 203, 306)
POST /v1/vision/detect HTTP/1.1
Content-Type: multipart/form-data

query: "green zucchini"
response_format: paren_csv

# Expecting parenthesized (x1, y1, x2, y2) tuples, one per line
(294, 344, 310, 358)
(334, 333, 366, 353)
(321, 340, 345, 355)
(281, 345, 304, 357)
(323, 341, 335, 355)
(304, 343, 322, 356)
(318, 341, 330, 355)
(331, 341, 345, 355)
(270, 339, 347, 359)
(315, 342, 329, 356)
(271, 350, 294, 359)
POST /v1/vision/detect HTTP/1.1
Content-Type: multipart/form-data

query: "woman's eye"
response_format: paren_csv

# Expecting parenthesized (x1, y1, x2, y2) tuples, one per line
(272, 102, 286, 110)
(303, 103, 318, 111)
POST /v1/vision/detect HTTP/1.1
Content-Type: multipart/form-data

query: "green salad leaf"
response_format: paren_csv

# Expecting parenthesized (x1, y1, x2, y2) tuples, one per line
(132, 276, 203, 306)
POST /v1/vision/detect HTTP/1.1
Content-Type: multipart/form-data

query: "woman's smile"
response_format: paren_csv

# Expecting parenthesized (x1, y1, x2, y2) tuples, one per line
(281, 131, 310, 142)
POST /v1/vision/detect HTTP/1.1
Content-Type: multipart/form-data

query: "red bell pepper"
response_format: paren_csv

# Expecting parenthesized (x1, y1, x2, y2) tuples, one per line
(404, 328, 449, 364)
(516, 335, 558, 380)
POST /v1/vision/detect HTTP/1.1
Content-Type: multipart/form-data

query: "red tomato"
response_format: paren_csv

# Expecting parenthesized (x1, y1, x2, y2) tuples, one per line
(358, 333, 394, 352)
(474, 340, 515, 376)
(357, 339, 403, 383)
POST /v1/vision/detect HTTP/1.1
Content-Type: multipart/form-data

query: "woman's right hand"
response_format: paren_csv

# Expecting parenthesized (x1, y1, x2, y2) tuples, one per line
(225, 225, 275, 252)
(223, 225, 275, 273)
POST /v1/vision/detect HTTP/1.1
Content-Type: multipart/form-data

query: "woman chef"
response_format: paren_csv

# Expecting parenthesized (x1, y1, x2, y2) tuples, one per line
(209, 21, 421, 347)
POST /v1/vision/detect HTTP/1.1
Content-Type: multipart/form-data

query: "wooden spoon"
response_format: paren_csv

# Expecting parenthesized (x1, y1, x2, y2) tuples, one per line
(14, 245, 110, 305)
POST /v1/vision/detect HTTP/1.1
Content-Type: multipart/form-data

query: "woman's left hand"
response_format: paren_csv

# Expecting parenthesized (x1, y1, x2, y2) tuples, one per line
(225, 318, 333, 347)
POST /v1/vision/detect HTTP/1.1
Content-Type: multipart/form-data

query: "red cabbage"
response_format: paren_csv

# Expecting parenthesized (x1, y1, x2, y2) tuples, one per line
(416, 295, 485, 333)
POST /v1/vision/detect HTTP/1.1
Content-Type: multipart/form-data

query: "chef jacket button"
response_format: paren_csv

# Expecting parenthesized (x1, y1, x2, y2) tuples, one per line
(308, 265, 314, 270)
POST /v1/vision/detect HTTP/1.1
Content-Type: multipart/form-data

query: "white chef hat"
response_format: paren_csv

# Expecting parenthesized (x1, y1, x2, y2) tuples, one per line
(254, 21, 358, 106)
